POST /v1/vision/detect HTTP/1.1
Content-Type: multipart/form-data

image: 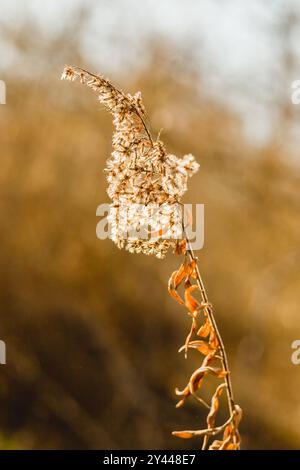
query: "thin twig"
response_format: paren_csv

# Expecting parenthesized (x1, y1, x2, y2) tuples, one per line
(184, 233, 235, 418)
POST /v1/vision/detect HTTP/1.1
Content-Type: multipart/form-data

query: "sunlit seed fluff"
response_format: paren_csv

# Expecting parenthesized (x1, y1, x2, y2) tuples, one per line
(62, 65, 200, 258)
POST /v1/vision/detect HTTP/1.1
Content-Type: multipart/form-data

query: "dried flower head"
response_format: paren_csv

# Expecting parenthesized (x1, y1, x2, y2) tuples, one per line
(61, 65, 199, 258)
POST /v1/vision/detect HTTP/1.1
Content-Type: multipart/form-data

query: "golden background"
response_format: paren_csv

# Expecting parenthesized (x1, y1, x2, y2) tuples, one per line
(0, 0, 299, 449)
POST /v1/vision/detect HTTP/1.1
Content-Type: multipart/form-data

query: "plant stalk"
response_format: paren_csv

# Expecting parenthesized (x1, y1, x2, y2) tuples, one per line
(184, 234, 235, 419)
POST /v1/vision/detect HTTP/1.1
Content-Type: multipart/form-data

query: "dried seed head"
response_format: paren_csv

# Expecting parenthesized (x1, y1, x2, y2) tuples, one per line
(62, 65, 199, 258)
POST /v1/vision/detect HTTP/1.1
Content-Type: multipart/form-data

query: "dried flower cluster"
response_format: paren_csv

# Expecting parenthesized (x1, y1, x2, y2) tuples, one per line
(61, 65, 242, 450)
(169, 241, 242, 450)
(62, 66, 199, 258)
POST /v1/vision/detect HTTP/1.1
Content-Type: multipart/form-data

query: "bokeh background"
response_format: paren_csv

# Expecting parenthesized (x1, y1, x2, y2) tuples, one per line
(0, 0, 300, 450)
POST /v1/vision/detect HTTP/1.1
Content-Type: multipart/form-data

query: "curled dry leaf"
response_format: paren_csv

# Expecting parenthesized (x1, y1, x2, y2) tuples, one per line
(172, 431, 194, 439)
(168, 258, 197, 306)
(172, 428, 209, 439)
(208, 440, 223, 450)
(175, 367, 227, 410)
(209, 405, 242, 450)
(224, 405, 242, 436)
(173, 425, 223, 440)
(226, 443, 240, 450)
(182, 318, 197, 358)
(219, 435, 234, 450)
(168, 271, 185, 305)
(178, 340, 214, 356)
(209, 329, 219, 350)
(233, 404, 243, 427)
(176, 356, 226, 399)
(207, 383, 226, 429)
(188, 366, 209, 394)
(209, 435, 239, 450)
(197, 318, 211, 338)
(184, 284, 200, 314)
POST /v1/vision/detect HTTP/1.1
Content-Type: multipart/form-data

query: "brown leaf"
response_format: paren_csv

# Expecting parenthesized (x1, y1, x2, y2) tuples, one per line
(175, 385, 190, 397)
(208, 440, 223, 450)
(187, 259, 197, 278)
(207, 384, 226, 429)
(184, 284, 200, 313)
(219, 435, 233, 450)
(209, 329, 219, 350)
(221, 420, 241, 450)
(179, 340, 214, 356)
(168, 259, 197, 306)
(226, 443, 240, 450)
(223, 424, 232, 440)
(197, 318, 211, 338)
(175, 354, 216, 402)
(182, 318, 197, 358)
(168, 271, 184, 305)
(188, 364, 225, 394)
(172, 431, 194, 439)
(172, 262, 187, 287)
(188, 367, 208, 393)
(233, 405, 243, 427)
(206, 367, 227, 379)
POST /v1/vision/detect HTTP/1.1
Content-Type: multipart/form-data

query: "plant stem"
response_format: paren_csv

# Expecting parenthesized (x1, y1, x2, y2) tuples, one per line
(184, 234, 235, 419)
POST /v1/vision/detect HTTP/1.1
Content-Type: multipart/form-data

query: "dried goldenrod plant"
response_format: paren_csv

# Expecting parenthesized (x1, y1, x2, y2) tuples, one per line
(169, 240, 242, 449)
(61, 65, 242, 450)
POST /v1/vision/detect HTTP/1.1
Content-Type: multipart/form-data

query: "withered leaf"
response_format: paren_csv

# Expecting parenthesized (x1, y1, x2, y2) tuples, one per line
(188, 367, 208, 393)
(168, 259, 197, 306)
(187, 362, 225, 395)
(208, 440, 223, 450)
(172, 431, 194, 439)
(223, 424, 232, 440)
(168, 270, 185, 305)
(197, 318, 211, 338)
(226, 443, 240, 450)
(187, 259, 197, 278)
(182, 318, 197, 358)
(219, 435, 233, 450)
(206, 367, 227, 379)
(184, 284, 200, 313)
(209, 329, 219, 350)
(179, 340, 213, 356)
(207, 383, 226, 429)
(175, 385, 190, 397)
(233, 405, 243, 427)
